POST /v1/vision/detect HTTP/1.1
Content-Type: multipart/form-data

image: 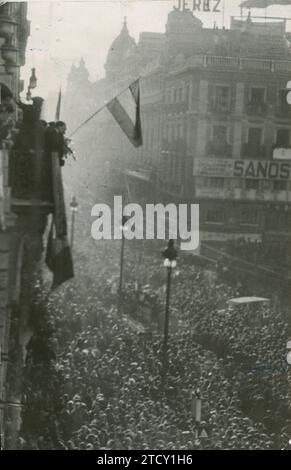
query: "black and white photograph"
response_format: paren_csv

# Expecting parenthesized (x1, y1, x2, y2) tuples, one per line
(0, 0, 291, 453)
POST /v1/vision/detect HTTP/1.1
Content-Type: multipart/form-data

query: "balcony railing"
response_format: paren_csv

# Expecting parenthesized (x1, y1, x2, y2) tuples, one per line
(206, 140, 232, 158)
(170, 54, 291, 75)
(164, 101, 189, 113)
(246, 101, 268, 116)
(275, 105, 291, 118)
(206, 55, 239, 68)
(209, 100, 230, 113)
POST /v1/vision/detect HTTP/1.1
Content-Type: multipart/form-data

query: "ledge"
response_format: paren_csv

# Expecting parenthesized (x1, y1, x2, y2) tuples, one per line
(11, 198, 53, 208)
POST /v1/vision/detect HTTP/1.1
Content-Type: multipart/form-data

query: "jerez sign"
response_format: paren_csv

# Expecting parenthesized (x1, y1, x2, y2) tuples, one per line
(175, 0, 222, 13)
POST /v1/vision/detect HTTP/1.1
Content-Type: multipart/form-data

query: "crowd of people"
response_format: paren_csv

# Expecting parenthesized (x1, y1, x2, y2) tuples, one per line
(224, 238, 290, 271)
(9, 197, 290, 450)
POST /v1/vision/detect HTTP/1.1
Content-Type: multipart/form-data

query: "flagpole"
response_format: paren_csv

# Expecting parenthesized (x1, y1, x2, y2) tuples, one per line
(69, 78, 140, 138)
(55, 85, 62, 121)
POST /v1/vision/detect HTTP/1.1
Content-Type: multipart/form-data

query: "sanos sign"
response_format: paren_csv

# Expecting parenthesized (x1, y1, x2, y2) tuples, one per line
(193, 158, 291, 180)
(233, 160, 291, 180)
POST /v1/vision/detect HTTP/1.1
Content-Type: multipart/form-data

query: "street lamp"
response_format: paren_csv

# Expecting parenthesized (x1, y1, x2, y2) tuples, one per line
(29, 67, 37, 89)
(118, 214, 130, 313)
(26, 86, 32, 102)
(161, 239, 177, 383)
(25, 68, 37, 102)
(70, 196, 78, 249)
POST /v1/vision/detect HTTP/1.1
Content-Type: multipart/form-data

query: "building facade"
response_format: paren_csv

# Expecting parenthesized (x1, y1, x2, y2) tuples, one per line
(0, 2, 31, 448)
(64, 7, 291, 257)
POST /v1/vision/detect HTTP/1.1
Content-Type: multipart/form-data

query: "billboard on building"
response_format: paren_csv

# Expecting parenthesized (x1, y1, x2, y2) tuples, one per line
(193, 158, 291, 180)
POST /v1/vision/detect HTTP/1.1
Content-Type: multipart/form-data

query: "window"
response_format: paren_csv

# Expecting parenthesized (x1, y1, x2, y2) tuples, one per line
(243, 128, 264, 158)
(248, 88, 266, 115)
(213, 125, 228, 142)
(185, 84, 190, 105)
(277, 89, 290, 116)
(164, 124, 169, 140)
(215, 86, 230, 110)
(150, 128, 155, 150)
(248, 128, 262, 146)
(245, 179, 259, 190)
(173, 88, 177, 103)
(276, 129, 290, 148)
(241, 208, 258, 225)
(208, 125, 231, 157)
(178, 88, 183, 102)
(250, 87, 265, 104)
(278, 89, 288, 108)
(171, 124, 175, 142)
(205, 208, 225, 224)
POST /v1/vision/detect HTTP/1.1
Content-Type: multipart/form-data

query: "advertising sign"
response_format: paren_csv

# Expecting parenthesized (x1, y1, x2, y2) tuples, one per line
(193, 158, 291, 180)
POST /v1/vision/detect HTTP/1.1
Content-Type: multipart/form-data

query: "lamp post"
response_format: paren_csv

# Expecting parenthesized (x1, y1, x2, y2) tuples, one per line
(25, 68, 37, 102)
(29, 67, 37, 90)
(26, 86, 31, 102)
(70, 196, 78, 249)
(161, 239, 177, 383)
(118, 214, 130, 313)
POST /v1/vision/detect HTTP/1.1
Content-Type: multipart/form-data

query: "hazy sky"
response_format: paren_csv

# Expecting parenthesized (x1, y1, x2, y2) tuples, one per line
(20, 0, 291, 100)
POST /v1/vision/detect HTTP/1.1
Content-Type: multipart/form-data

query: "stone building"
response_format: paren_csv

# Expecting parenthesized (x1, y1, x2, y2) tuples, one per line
(0, 3, 51, 449)
(64, 7, 291, 262)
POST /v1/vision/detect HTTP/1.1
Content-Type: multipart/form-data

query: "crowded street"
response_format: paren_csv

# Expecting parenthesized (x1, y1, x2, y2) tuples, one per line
(8, 195, 289, 450)
(1, 0, 291, 454)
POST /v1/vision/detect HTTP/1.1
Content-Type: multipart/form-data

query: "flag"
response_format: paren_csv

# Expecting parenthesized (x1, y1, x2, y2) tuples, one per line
(240, 0, 291, 7)
(45, 220, 74, 290)
(106, 79, 142, 148)
(55, 86, 62, 121)
(45, 152, 74, 289)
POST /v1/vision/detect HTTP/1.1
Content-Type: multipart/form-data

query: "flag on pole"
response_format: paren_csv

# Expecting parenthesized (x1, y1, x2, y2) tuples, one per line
(45, 219, 74, 290)
(45, 152, 74, 290)
(106, 79, 142, 148)
(240, 0, 291, 7)
(55, 86, 62, 121)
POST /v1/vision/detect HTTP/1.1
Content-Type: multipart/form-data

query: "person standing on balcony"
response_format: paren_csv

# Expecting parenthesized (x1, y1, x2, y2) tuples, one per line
(44, 121, 71, 167)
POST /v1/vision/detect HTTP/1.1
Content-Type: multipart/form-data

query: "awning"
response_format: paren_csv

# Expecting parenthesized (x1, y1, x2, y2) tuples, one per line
(228, 296, 270, 305)
(125, 169, 151, 182)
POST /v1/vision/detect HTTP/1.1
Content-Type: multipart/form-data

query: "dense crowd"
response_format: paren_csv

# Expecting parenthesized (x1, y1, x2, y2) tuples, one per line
(14, 199, 291, 450)
(225, 238, 290, 270)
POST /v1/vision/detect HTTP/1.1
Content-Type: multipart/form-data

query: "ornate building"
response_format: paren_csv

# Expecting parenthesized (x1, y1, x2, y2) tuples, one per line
(64, 7, 291, 260)
(0, 3, 48, 449)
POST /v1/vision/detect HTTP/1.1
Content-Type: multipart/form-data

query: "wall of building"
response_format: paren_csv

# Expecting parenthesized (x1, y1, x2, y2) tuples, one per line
(0, 2, 30, 448)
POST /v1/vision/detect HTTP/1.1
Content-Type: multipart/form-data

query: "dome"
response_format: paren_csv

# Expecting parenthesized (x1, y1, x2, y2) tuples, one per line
(105, 18, 137, 76)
